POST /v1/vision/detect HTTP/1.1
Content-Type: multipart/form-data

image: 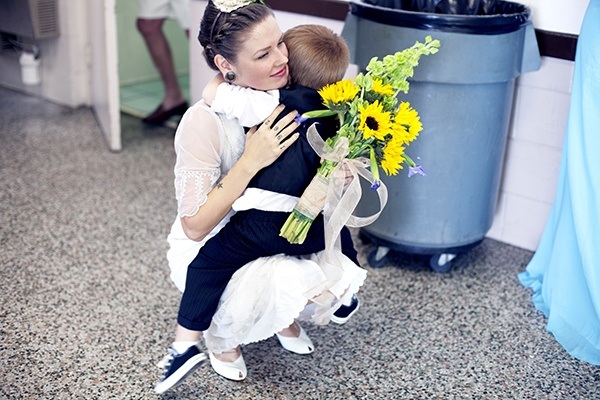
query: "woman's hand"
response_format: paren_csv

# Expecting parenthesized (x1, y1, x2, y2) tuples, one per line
(181, 105, 299, 242)
(238, 104, 300, 174)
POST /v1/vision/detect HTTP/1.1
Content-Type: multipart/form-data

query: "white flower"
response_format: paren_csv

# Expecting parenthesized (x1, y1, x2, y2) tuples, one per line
(213, 0, 261, 12)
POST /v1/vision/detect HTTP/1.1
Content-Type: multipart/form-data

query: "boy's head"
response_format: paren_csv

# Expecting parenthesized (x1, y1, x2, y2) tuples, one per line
(283, 25, 350, 90)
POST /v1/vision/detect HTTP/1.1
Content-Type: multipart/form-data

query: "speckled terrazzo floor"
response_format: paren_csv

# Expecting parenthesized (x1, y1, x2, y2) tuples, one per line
(1, 86, 599, 399)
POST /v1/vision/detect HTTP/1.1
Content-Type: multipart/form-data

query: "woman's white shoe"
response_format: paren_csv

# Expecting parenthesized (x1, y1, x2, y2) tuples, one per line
(276, 323, 314, 354)
(209, 350, 247, 381)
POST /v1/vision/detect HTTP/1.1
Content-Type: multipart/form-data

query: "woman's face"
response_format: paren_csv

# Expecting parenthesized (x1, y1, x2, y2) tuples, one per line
(229, 16, 289, 91)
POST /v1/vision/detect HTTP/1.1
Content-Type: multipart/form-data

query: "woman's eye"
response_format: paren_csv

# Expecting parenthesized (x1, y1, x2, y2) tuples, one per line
(257, 52, 268, 60)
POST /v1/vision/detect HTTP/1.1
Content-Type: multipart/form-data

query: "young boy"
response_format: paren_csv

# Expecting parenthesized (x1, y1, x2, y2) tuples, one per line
(157, 25, 362, 393)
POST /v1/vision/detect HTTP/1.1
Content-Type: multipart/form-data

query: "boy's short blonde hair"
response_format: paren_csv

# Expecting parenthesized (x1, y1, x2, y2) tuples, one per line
(283, 25, 350, 90)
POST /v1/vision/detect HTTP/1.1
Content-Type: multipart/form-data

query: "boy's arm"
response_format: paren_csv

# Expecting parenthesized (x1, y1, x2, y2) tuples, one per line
(209, 83, 281, 128)
(202, 74, 225, 106)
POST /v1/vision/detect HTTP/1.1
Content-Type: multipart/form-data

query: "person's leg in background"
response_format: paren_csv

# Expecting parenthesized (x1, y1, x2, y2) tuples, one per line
(136, 0, 189, 124)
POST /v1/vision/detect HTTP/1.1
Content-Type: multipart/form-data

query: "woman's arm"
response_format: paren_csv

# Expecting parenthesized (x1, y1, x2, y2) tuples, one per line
(181, 104, 300, 242)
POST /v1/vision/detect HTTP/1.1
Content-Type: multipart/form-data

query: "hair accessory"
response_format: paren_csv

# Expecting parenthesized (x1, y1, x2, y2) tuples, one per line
(212, 0, 264, 13)
(225, 71, 237, 83)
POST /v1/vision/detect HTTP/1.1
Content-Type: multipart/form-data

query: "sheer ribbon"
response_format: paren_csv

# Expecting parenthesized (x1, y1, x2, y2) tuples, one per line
(303, 124, 388, 306)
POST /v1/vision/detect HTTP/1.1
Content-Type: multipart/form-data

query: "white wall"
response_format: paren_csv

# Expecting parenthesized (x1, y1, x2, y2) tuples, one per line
(486, 57, 573, 250)
(483, 0, 588, 250)
(522, 0, 589, 34)
(0, 0, 90, 107)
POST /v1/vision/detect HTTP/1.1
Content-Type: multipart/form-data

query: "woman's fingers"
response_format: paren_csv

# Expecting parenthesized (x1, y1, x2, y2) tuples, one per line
(269, 107, 297, 134)
(279, 130, 299, 151)
(257, 105, 299, 149)
(273, 111, 299, 154)
(243, 106, 300, 170)
(262, 104, 285, 128)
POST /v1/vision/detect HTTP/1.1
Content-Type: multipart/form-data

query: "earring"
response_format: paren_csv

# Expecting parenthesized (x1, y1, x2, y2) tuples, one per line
(225, 71, 236, 83)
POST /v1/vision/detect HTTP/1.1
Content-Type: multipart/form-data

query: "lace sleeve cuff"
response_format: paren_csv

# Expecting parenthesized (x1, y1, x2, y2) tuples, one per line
(175, 168, 221, 217)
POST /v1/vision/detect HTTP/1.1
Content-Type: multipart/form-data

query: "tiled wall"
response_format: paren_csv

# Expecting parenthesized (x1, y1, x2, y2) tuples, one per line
(487, 57, 574, 251)
(190, 3, 576, 252)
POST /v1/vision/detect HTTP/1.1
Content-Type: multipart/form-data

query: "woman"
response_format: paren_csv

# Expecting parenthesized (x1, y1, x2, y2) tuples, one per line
(156, 0, 365, 393)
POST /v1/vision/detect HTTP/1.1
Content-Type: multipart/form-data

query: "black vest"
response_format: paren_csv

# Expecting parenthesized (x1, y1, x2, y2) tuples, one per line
(248, 85, 339, 197)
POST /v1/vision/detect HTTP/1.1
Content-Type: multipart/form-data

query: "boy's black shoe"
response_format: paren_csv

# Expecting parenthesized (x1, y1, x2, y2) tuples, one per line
(154, 344, 207, 394)
(330, 294, 360, 325)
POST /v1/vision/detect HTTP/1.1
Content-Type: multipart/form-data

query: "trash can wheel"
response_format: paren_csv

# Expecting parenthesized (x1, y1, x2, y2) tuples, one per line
(367, 246, 391, 268)
(429, 253, 456, 273)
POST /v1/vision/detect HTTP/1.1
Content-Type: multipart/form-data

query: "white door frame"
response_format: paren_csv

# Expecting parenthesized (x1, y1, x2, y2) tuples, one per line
(89, 0, 121, 152)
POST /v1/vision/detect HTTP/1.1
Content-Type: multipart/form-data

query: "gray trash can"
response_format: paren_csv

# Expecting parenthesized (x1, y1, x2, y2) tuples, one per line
(344, 0, 541, 271)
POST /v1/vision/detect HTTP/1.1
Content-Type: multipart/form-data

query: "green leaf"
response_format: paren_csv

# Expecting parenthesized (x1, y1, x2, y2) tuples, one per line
(303, 109, 337, 118)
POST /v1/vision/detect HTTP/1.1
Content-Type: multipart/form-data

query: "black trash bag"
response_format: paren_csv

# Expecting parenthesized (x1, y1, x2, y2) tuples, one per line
(362, 0, 526, 15)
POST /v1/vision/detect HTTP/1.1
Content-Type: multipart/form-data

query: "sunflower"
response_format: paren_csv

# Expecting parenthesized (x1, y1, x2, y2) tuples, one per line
(380, 136, 406, 175)
(390, 121, 413, 145)
(371, 78, 395, 97)
(318, 79, 359, 107)
(358, 101, 393, 141)
(393, 102, 423, 143)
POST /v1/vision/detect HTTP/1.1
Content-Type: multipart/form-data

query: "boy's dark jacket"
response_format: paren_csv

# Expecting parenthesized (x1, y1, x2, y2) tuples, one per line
(248, 85, 338, 197)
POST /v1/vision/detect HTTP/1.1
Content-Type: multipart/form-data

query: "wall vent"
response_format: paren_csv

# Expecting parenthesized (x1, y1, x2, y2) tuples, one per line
(0, 0, 59, 40)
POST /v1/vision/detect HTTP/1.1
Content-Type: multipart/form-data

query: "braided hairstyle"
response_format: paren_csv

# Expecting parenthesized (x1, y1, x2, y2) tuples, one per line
(199, 1, 274, 71)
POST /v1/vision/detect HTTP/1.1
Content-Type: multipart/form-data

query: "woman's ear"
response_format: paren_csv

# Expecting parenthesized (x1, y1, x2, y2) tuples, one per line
(214, 54, 233, 75)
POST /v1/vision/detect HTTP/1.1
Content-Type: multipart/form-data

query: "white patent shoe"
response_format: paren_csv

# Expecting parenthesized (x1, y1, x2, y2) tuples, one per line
(209, 348, 247, 381)
(276, 322, 314, 354)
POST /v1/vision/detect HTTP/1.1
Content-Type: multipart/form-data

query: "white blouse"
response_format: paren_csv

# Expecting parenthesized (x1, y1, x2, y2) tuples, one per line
(167, 100, 296, 291)
(167, 100, 246, 292)
(173, 100, 246, 218)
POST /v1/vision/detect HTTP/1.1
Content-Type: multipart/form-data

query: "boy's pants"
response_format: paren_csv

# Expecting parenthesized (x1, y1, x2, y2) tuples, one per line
(177, 209, 359, 331)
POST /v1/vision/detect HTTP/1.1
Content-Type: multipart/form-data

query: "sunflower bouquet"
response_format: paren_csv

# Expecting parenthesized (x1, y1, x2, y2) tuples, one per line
(280, 36, 440, 244)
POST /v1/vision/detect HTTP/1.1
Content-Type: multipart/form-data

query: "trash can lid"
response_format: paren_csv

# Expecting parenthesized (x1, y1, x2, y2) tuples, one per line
(350, 0, 532, 34)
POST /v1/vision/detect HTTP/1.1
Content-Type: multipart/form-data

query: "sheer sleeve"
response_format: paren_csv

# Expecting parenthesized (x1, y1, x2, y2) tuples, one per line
(173, 102, 223, 217)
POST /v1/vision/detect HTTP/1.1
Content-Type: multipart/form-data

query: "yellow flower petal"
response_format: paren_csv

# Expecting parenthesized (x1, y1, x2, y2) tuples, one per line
(318, 79, 359, 105)
(381, 136, 405, 175)
(393, 102, 423, 143)
(371, 79, 395, 96)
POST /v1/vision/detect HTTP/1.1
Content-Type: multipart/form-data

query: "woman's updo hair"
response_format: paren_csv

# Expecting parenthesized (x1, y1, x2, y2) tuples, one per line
(199, 1, 274, 71)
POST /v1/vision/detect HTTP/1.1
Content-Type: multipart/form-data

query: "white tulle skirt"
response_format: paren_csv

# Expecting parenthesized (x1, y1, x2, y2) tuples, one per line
(203, 251, 366, 354)
(168, 217, 367, 354)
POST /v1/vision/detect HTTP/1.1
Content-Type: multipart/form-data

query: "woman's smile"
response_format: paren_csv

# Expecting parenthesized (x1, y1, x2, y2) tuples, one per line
(271, 66, 288, 79)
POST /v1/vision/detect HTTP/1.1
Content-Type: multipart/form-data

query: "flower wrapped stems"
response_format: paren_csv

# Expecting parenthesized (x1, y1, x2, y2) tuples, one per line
(280, 36, 440, 244)
(280, 173, 329, 244)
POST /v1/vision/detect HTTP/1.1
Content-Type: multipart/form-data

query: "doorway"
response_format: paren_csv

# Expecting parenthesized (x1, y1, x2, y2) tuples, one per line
(114, 0, 190, 129)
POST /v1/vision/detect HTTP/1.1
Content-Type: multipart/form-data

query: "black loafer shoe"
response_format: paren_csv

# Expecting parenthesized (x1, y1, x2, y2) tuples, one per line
(142, 101, 188, 125)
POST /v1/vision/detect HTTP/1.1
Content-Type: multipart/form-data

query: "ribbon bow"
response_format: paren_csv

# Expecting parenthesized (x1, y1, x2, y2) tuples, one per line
(302, 124, 388, 307)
